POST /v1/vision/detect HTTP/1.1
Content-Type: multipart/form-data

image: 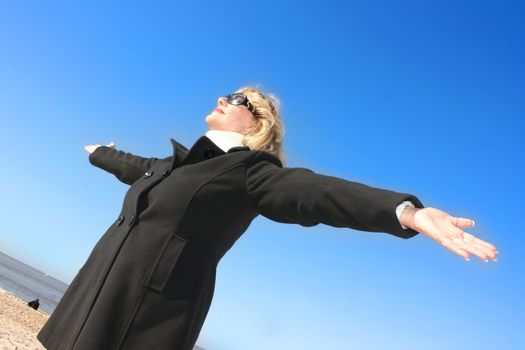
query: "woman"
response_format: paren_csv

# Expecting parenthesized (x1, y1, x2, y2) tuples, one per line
(37, 86, 498, 350)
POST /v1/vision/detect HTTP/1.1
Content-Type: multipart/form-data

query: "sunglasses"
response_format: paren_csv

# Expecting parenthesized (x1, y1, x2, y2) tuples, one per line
(223, 92, 256, 115)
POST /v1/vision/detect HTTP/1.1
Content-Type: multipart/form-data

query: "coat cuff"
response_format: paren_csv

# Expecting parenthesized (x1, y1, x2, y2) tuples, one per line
(88, 146, 113, 168)
(396, 201, 416, 229)
(390, 198, 423, 239)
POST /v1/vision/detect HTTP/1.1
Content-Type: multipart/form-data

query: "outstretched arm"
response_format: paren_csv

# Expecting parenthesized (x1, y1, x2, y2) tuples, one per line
(85, 142, 159, 185)
(245, 157, 424, 239)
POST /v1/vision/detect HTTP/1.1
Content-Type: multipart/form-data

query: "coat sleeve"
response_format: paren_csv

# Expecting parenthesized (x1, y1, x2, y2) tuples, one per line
(88, 146, 160, 185)
(245, 158, 425, 239)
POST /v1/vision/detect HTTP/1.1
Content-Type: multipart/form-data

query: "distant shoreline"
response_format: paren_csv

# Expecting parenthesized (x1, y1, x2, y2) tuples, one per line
(0, 287, 49, 316)
(0, 250, 69, 315)
(0, 286, 49, 349)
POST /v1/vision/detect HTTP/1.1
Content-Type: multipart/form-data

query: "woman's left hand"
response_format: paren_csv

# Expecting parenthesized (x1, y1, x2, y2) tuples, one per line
(400, 207, 498, 262)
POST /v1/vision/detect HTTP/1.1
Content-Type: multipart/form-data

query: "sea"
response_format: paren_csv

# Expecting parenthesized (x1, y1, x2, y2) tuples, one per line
(0, 250, 66, 315)
(0, 250, 206, 350)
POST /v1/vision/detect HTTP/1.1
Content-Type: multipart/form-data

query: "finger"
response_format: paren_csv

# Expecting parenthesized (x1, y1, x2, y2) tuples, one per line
(461, 234, 497, 261)
(440, 237, 471, 261)
(448, 215, 475, 229)
(463, 232, 498, 254)
(452, 236, 492, 262)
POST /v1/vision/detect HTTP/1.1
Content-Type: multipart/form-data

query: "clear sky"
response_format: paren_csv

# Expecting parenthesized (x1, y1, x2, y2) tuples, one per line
(1, 1, 523, 349)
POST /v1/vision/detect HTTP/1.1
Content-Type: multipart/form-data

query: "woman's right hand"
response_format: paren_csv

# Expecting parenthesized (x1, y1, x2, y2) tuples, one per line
(84, 141, 115, 154)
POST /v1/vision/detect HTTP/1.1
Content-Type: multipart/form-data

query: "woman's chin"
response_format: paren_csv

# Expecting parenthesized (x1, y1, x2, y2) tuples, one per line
(205, 118, 222, 130)
(205, 115, 216, 126)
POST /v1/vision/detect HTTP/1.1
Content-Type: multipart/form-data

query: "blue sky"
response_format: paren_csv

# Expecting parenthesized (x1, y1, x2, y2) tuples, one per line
(1, 0, 523, 349)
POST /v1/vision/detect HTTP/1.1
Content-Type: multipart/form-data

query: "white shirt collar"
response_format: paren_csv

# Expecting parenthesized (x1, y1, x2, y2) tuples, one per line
(205, 130, 245, 152)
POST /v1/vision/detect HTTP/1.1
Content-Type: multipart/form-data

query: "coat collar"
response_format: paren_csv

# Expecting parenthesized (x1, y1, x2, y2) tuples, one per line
(169, 136, 250, 169)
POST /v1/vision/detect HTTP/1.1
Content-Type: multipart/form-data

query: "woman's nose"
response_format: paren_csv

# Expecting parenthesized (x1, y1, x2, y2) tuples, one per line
(217, 96, 228, 107)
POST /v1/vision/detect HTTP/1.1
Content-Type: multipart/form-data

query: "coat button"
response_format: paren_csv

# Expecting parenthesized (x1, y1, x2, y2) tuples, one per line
(143, 170, 154, 178)
(204, 148, 215, 159)
(128, 215, 136, 226)
(161, 169, 170, 177)
(115, 215, 125, 226)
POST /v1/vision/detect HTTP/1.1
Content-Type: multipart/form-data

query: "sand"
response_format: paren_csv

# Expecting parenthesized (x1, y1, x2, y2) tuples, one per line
(0, 287, 48, 350)
(0, 287, 207, 350)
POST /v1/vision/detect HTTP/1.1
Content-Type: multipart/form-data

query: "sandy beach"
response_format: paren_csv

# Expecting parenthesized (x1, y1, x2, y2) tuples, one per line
(0, 287, 48, 350)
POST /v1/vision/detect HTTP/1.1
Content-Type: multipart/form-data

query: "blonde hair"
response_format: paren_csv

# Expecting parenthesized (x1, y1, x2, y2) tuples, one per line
(236, 85, 286, 167)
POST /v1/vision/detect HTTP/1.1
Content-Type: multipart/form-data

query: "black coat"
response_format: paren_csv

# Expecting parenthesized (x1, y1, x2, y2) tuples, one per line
(37, 135, 424, 350)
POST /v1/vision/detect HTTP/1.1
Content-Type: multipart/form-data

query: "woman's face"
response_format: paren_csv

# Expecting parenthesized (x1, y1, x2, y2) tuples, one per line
(205, 95, 256, 135)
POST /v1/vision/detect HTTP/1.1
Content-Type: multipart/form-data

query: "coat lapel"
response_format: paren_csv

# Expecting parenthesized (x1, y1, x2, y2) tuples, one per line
(170, 136, 250, 169)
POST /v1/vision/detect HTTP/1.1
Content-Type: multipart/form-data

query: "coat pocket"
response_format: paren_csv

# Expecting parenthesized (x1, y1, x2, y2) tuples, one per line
(145, 233, 188, 293)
